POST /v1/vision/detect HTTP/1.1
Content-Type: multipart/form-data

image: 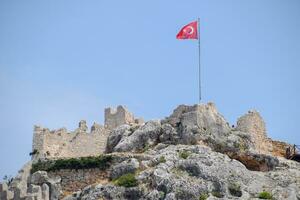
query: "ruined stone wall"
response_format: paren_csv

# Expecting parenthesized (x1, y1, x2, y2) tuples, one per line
(236, 110, 273, 154)
(105, 105, 142, 129)
(236, 110, 292, 157)
(48, 168, 109, 197)
(32, 121, 109, 161)
(32, 106, 142, 161)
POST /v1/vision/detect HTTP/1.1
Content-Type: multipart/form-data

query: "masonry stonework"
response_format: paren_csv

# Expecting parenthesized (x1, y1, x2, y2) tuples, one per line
(235, 110, 292, 157)
(104, 105, 143, 129)
(32, 106, 142, 161)
(48, 168, 109, 197)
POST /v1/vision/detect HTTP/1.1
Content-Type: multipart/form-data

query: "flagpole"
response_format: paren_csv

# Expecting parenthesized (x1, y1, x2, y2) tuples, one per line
(198, 18, 201, 103)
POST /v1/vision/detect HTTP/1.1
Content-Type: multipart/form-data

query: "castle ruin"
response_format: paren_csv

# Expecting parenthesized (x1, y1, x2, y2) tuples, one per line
(32, 105, 143, 161)
(31, 104, 291, 162)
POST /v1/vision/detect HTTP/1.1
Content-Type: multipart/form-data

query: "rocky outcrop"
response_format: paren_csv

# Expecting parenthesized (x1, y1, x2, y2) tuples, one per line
(63, 145, 300, 200)
(107, 121, 161, 153)
(106, 103, 282, 172)
(110, 158, 140, 180)
(2, 102, 298, 200)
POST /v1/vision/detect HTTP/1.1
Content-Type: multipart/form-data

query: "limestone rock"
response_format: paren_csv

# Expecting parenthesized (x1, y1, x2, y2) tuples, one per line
(159, 123, 180, 144)
(106, 125, 132, 153)
(9, 161, 32, 199)
(110, 158, 140, 180)
(31, 171, 50, 185)
(42, 183, 49, 200)
(112, 120, 161, 152)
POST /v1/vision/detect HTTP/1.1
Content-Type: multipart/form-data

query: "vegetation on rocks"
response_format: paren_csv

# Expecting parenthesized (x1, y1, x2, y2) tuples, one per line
(178, 150, 190, 159)
(258, 191, 273, 199)
(211, 191, 223, 198)
(158, 156, 166, 163)
(31, 155, 112, 173)
(199, 193, 209, 200)
(113, 173, 138, 187)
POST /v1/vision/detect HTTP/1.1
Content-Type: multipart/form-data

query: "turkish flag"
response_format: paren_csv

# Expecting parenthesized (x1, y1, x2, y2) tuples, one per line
(176, 21, 198, 39)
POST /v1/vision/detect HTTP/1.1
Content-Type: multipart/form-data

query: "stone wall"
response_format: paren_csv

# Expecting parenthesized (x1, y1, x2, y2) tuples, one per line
(105, 105, 143, 130)
(236, 110, 292, 157)
(32, 106, 143, 161)
(32, 121, 109, 161)
(48, 168, 109, 196)
(236, 110, 273, 154)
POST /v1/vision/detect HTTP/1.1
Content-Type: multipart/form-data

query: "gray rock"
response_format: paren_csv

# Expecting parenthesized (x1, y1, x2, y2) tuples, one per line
(159, 124, 180, 144)
(29, 171, 61, 200)
(113, 121, 161, 152)
(28, 184, 42, 199)
(0, 182, 8, 192)
(110, 158, 140, 180)
(30, 171, 50, 185)
(106, 125, 132, 153)
(48, 180, 62, 200)
(42, 183, 49, 200)
(61, 144, 300, 200)
(9, 161, 32, 199)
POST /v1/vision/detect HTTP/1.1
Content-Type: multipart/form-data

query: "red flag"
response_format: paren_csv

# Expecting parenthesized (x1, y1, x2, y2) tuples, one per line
(176, 21, 198, 39)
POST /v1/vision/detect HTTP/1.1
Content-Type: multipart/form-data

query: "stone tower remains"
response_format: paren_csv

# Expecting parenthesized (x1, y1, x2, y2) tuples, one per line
(236, 110, 273, 154)
(104, 105, 143, 129)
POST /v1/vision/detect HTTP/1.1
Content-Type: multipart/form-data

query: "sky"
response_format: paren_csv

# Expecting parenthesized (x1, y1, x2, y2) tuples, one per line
(0, 0, 299, 178)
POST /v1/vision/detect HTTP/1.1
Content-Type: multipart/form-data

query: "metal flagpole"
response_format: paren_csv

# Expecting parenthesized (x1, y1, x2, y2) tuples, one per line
(198, 18, 201, 103)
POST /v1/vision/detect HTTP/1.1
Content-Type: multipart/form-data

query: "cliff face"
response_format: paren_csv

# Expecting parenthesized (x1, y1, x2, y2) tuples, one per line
(1, 103, 299, 200)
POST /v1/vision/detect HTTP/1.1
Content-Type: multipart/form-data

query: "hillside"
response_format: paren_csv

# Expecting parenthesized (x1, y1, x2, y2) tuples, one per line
(0, 103, 299, 200)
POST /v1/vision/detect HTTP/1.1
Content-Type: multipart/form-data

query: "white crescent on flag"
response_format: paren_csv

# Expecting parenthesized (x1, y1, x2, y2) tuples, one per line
(183, 26, 194, 35)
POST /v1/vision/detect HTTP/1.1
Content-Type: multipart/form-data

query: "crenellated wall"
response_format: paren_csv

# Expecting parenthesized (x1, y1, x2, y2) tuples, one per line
(32, 106, 143, 161)
(32, 121, 110, 161)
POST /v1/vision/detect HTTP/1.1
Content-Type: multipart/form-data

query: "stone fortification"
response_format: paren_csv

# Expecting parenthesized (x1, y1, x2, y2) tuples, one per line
(235, 110, 273, 154)
(1, 103, 298, 200)
(105, 105, 143, 129)
(32, 106, 143, 161)
(48, 168, 108, 196)
(32, 121, 109, 161)
(235, 110, 293, 156)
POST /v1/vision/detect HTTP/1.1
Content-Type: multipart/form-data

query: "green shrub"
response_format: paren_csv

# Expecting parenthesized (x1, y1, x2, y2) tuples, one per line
(159, 191, 165, 199)
(113, 173, 138, 187)
(179, 150, 190, 159)
(228, 183, 242, 197)
(159, 156, 166, 163)
(199, 193, 209, 200)
(211, 191, 223, 198)
(258, 191, 273, 199)
(143, 144, 150, 152)
(31, 155, 112, 173)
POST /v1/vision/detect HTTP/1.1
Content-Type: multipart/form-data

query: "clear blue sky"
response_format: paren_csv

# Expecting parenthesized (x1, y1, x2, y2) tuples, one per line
(0, 0, 299, 178)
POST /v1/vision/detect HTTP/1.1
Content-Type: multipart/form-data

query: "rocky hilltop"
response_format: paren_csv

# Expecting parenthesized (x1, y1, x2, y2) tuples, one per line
(1, 103, 299, 200)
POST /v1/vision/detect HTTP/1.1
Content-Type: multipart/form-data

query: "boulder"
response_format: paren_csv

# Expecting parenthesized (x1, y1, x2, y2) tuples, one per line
(110, 158, 140, 180)
(30, 171, 50, 185)
(106, 125, 132, 153)
(113, 121, 161, 152)
(159, 124, 180, 144)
